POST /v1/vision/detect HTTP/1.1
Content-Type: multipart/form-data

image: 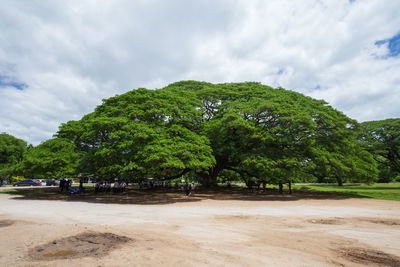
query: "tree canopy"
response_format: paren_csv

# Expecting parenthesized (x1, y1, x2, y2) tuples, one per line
(360, 118, 400, 182)
(14, 138, 84, 179)
(0, 133, 27, 178)
(55, 81, 378, 185)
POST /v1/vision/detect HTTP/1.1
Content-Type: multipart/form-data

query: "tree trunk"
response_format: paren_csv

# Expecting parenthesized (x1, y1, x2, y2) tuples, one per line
(278, 181, 283, 194)
(202, 176, 217, 187)
(200, 172, 218, 187)
(336, 176, 343, 186)
(201, 165, 222, 187)
(317, 175, 324, 183)
(288, 180, 292, 194)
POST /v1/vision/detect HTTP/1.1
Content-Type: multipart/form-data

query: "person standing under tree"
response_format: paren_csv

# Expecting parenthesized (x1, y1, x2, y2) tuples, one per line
(278, 181, 283, 194)
(185, 182, 191, 196)
(65, 179, 71, 192)
(113, 178, 120, 193)
(59, 179, 65, 192)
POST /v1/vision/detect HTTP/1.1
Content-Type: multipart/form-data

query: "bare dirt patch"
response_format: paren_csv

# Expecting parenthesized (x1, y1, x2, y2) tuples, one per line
(1, 192, 400, 266)
(337, 247, 400, 266)
(358, 218, 400, 226)
(0, 220, 14, 227)
(29, 232, 132, 260)
(308, 218, 345, 225)
(214, 214, 254, 221)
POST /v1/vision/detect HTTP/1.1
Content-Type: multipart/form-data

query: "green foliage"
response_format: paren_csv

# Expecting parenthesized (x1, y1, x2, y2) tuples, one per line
(57, 86, 215, 181)
(165, 81, 377, 185)
(56, 81, 378, 185)
(10, 176, 26, 183)
(0, 133, 27, 178)
(14, 138, 84, 179)
(360, 118, 400, 182)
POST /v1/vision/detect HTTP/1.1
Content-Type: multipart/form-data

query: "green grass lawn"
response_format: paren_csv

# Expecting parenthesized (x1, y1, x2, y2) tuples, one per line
(0, 188, 44, 196)
(295, 184, 400, 201)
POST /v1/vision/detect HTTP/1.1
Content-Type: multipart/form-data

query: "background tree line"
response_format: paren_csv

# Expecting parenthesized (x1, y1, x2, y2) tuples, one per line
(1, 81, 399, 186)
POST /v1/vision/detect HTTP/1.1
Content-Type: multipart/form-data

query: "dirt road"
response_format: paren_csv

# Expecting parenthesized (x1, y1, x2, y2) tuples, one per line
(0, 193, 399, 266)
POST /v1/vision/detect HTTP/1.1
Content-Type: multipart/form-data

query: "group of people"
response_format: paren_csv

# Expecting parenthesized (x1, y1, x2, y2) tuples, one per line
(137, 179, 196, 196)
(247, 180, 292, 194)
(94, 179, 126, 194)
(59, 178, 73, 192)
(113, 179, 127, 193)
(184, 182, 196, 196)
(138, 180, 174, 189)
(59, 177, 197, 196)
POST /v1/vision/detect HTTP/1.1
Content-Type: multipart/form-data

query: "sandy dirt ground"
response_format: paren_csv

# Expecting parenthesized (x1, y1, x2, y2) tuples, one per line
(0, 189, 400, 267)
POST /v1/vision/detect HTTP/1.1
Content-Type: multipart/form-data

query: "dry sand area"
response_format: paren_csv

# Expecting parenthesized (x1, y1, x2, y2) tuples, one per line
(0, 189, 400, 266)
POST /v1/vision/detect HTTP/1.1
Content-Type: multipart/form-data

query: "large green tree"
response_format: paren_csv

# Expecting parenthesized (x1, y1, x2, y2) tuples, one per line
(14, 138, 84, 179)
(57, 81, 378, 185)
(0, 133, 27, 179)
(57, 87, 215, 181)
(360, 118, 400, 182)
(166, 81, 377, 186)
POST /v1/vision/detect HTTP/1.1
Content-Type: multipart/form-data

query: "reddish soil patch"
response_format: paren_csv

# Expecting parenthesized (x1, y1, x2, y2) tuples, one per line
(337, 247, 400, 266)
(29, 232, 132, 260)
(360, 218, 400, 226)
(0, 220, 14, 227)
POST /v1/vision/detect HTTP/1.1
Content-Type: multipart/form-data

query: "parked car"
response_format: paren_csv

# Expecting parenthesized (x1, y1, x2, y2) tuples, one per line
(45, 179, 59, 186)
(13, 179, 41, 187)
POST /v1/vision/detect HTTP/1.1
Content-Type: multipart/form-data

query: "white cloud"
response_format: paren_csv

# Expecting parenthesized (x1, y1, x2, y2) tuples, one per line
(0, 0, 399, 145)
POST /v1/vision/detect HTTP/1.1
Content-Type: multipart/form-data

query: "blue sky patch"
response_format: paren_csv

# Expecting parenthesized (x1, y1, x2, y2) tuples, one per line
(277, 68, 285, 75)
(375, 32, 400, 57)
(0, 75, 27, 90)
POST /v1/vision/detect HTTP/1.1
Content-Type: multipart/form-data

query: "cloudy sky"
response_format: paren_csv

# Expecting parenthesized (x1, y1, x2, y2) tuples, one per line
(1, 0, 399, 145)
